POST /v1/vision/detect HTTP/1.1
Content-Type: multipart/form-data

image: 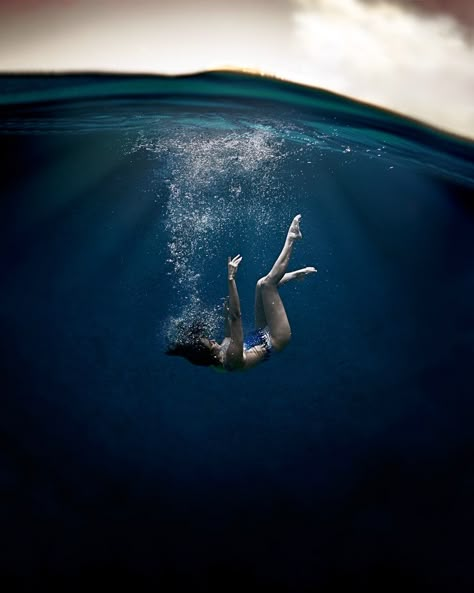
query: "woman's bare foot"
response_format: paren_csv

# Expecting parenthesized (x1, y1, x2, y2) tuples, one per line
(288, 214, 303, 241)
(278, 266, 317, 286)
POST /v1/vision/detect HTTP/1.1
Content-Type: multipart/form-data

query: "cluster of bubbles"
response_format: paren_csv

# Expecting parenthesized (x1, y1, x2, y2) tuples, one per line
(126, 112, 408, 348)
(128, 119, 291, 344)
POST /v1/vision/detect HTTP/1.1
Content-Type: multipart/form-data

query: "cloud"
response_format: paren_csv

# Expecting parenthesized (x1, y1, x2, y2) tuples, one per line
(290, 0, 474, 137)
(361, 0, 474, 34)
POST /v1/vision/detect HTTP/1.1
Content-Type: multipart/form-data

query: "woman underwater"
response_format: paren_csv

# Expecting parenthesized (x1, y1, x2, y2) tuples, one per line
(167, 215, 316, 371)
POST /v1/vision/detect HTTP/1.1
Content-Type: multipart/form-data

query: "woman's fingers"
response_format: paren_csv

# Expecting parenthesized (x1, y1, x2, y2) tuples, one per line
(228, 255, 243, 265)
(227, 255, 242, 280)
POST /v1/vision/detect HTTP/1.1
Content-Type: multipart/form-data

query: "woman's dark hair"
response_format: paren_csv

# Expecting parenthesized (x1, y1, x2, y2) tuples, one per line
(166, 320, 219, 367)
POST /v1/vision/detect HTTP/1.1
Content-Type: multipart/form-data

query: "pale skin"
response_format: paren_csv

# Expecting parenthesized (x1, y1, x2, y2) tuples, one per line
(202, 215, 317, 371)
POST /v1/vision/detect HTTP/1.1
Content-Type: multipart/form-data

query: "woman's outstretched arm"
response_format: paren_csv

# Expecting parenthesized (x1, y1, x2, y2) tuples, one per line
(223, 297, 231, 338)
(224, 255, 244, 369)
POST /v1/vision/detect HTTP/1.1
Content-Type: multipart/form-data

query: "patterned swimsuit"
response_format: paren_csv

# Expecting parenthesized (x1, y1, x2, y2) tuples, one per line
(243, 327, 273, 361)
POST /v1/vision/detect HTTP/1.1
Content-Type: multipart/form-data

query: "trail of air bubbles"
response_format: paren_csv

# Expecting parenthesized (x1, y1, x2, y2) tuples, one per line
(129, 121, 291, 342)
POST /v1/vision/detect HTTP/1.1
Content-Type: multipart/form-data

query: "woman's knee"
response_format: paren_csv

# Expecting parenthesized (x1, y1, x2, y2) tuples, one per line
(257, 275, 276, 289)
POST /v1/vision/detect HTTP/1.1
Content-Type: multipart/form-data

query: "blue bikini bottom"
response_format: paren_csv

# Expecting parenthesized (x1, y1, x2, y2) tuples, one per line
(243, 327, 273, 361)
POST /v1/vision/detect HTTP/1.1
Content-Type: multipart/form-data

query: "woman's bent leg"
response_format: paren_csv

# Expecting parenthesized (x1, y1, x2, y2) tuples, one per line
(254, 282, 267, 329)
(255, 215, 303, 351)
(255, 268, 316, 338)
(266, 215, 302, 285)
(258, 279, 291, 351)
(278, 267, 317, 286)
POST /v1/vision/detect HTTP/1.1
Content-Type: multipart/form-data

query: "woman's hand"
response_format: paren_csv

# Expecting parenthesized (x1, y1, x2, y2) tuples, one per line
(228, 254, 242, 281)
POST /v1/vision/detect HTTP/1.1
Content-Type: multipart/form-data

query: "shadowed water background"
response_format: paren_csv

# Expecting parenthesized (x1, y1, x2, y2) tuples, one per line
(0, 73, 473, 592)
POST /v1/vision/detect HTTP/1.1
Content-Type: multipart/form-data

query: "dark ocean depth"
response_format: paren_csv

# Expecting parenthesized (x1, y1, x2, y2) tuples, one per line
(1, 73, 474, 592)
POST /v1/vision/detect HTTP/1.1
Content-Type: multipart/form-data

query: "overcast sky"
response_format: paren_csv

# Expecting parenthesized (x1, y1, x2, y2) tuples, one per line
(0, 0, 473, 138)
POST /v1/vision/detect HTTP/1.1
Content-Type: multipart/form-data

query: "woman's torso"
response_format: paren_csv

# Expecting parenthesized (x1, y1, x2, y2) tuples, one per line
(221, 328, 272, 371)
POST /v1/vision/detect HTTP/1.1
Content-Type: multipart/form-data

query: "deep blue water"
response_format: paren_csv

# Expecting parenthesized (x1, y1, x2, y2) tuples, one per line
(1, 73, 474, 592)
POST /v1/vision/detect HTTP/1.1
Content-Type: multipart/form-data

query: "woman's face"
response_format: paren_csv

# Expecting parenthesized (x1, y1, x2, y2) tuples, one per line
(201, 338, 222, 362)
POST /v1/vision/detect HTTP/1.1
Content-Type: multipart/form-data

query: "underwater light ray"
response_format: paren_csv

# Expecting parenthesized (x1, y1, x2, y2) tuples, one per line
(1, 133, 126, 248)
(63, 164, 167, 297)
